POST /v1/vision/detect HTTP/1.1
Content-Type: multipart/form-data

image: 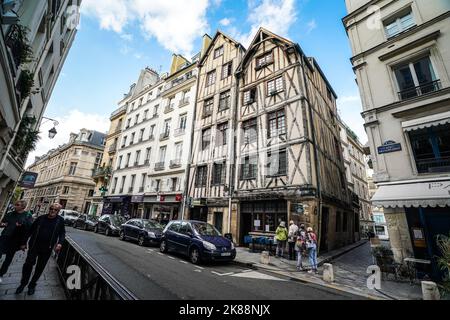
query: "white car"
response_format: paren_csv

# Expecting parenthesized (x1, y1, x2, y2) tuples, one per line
(59, 209, 80, 225)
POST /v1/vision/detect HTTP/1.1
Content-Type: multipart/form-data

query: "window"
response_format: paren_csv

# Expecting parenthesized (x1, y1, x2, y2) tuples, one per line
(135, 150, 141, 166)
(171, 178, 178, 191)
(221, 62, 232, 79)
(408, 123, 450, 174)
(130, 132, 135, 145)
(120, 176, 126, 192)
(243, 88, 256, 105)
(240, 155, 257, 180)
(163, 119, 171, 137)
(129, 175, 136, 192)
(63, 186, 69, 194)
(126, 153, 131, 167)
(343, 212, 348, 232)
(267, 76, 283, 95)
(179, 114, 187, 130)
(159, 146, 167, 163)
(384, 9, 415, 38)
(241, 201, 286, 233)
(112, 178, 118, 193)
(206, 71, 216, 87)
(149, 125, 155, 138)
(122, 136, 127, 147)
(212, 162, 226, 185)
(74, 148, 82, 156)
(88, 189, 94, 197)
(336, 211, 342, 232)
(267, 149, 287, 176)
(126, 119, 131, 128)
(139, 129, 145, 141)
(145, 148, 151, 164)
(174, 142, 183, 161)
(214, 46, 224, 58)
(243, 118, 257, 144)
(144, 109, 148, 120)
(219, 90, 231, 111)
(155, 179, 161, 191)
(140, 174, 146, 192)
(195, 166, 208, 187)
(139, 97, 143, 106)
(217, 122, 228, 146)
(202, 128, 211, 150)
(117, 156, 123, 169)
(394, 56, 439, 100)
(268, 109, 286, 137)
(203, 98, 214, 117)
(69, 162, 77, 175)
(153, 105, 159, 117)
(135, 114, 139, 125)
(256, 51, 273, 69)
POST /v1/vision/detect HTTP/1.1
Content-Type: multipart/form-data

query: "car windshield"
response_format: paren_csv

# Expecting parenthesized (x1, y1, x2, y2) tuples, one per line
(144, 220, 163, 229)
(88, 216, 98, 221)
(66, 212, 79, 217)
(191, 222, 221, 236)
(111, 215, 126, 225)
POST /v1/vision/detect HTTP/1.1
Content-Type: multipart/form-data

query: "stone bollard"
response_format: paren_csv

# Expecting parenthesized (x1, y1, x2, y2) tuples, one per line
(260, 251, 270, 265)
(323, 263, 334, 283)
(421, 281, 440, 300)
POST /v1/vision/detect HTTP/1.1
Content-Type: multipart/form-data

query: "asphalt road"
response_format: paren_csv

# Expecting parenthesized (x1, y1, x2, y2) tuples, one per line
(67, 227, 364, 300)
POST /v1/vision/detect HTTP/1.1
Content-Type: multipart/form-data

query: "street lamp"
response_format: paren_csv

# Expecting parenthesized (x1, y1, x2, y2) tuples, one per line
(42, 116, 59, 139)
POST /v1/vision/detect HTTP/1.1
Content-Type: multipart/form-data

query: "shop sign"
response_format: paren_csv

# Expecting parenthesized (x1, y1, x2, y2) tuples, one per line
(131, 195, 144, 203)
(192, 198, 207, 206)
(175, 194, 183, 202)
(291, 203, 304, 214)
(19, 172, 38, 188)
(158, 194, 166, 202)
(377, 140, 402, 154)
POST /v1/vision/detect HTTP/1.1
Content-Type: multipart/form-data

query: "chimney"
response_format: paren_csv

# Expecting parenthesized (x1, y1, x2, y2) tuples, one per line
(69, 133, 77, 143)
(201, 34, 213, 58)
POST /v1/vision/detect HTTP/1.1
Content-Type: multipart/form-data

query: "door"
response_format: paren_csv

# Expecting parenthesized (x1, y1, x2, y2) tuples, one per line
(166, 222, 181, 252)
(178, 222, 193, 255)
(320, 207, 329, 253)
(214, 212, 223, 234)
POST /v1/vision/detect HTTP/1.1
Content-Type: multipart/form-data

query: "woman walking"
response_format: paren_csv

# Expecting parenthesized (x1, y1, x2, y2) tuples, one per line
(306, 227, 318, 273)
(275, 221, 288, 258)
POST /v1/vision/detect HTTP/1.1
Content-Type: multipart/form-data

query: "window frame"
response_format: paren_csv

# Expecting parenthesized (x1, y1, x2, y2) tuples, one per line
(206, 70, 216, 87)
(267, 76, 284, 96)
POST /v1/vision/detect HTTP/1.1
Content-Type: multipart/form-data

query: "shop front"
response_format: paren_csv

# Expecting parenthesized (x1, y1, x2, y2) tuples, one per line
(145, 193, 183, 225)
(131, 195, 145, 218)
(189, 198, 208, 222)
(102, 196, 131, 217)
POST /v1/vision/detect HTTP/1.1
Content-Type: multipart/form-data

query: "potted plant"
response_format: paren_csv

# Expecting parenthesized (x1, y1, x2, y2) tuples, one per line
(6, 24, 34, 66)
(16, 69, 35, 98)
(436, 233, 450, 297)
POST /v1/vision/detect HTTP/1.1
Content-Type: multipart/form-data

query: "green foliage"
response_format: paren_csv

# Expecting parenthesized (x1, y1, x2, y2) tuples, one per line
(17, 69, 35, 98)
(6, 24, 34, 66)
(12, 116, 41, 159)
(436, 233, 450, 296)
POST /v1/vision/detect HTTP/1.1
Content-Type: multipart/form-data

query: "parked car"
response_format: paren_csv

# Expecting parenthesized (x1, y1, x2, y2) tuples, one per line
(94, 214, 126, 236)
(119, 219, 164, 246)
(59, 209, 80, 226)
(73, 214, 98, 231)
(160, 220, 236, 264)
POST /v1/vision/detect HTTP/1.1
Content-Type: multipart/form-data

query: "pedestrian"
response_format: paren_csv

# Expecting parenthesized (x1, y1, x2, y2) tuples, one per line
(295, 224, 307, 271)
(15, 203, 66, 295)
(275, 221, 288, 258)
(287, 220, 298, 260)
(306, 227, 318, 274)
(0, 200, 32, 284)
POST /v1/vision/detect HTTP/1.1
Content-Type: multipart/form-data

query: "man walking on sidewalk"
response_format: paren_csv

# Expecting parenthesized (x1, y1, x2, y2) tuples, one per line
(287, 220, 298, 260)
(16, 203, 65, 295)
(0, 200, 32, 284)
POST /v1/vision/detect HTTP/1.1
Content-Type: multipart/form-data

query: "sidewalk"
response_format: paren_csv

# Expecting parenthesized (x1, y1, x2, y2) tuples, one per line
(0, 251, 66, 300)
(233, 241, 423, 300)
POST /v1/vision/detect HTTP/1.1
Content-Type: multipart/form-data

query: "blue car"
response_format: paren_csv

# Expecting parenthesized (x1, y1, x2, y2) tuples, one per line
(160, 220, 236, 264)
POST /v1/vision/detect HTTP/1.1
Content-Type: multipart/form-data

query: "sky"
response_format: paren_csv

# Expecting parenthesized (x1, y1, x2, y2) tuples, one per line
(28, 0, 366, 167)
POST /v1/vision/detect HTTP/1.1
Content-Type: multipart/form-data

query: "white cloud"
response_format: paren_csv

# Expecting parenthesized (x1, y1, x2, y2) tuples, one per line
(120, 33, 134, 42)
(220, 18, 231, 27)
(82, 0, 210, 57)
(306, 19, 317, 34)
(232, 0, 297, 47)
(337, 94, 368, 144)
(26, 110, 110, 168)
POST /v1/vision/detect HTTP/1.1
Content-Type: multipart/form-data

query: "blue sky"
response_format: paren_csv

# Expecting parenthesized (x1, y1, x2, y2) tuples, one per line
(29, 0, 365, 165)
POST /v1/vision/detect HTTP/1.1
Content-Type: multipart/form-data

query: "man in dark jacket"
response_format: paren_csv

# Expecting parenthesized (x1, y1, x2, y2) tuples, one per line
(0, 200, 32, 284)
(16, 203, 65, 295)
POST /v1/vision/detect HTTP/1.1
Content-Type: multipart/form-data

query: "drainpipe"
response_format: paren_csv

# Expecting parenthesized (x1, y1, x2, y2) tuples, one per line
(300, 54, 323, 254)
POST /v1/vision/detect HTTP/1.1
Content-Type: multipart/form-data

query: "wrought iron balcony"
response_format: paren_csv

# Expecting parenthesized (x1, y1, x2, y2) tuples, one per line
(416, 156, 450, 174)
(398, 80, 441, 101)
(92, 166, 112, 178)
(155, 162, 165, 171)
(160, 132, 170, 141)
(174, 128, 185, 136)
(179, 98, 190, 107)
(108, 143, 117, 153)
(164, 104, 174, 113)
(170, 159, 182, 169)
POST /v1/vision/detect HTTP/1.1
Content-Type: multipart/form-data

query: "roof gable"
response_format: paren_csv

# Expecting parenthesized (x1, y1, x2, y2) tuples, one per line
(198, 30, 245, 66)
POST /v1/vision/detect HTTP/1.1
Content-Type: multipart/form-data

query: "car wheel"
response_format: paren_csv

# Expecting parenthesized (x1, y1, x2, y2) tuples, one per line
(190, 247, 200, 265)
(138, 235, 146, 246)
(94, 226, 98, 233)
(105, 228, 110, 236)
(119, 231, 126, 241)
(160, 240, 168, 253)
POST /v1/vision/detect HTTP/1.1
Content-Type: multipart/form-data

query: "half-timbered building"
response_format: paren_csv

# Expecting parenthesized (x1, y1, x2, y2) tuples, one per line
(234, 28, 353, 251)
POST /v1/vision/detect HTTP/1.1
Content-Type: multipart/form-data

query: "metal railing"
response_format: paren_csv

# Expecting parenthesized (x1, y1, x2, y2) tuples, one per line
(108, 143, 117, 153)
(174, 128, 185, 136)
(92, 166, 111, 178)
(160, 132, 170, 141)
(398, 80, 441, 100)
(416, 156, 450, 173)
(56, 237, 138, 300)
(155, 162, 165, 171)
(170, 159, 182, 168)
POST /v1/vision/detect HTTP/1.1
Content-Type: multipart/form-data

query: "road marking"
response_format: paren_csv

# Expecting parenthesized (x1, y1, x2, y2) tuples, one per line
(194, 269, 202, 273)
(211, 271, 234, 276)
(168, 256, 175, 260)
(231, 271, 287, 281)
(157, 253, 164, 256)
(179, 260, 188, 264)
(242, 269, 253, 272)
(195, 266, 204, 270)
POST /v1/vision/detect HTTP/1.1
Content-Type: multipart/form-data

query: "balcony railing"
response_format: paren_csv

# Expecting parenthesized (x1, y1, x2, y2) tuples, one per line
(160, 132, 170, 141)
(108, 143, 117, 153)
(170, 159, 182, 168)
(179, 98, 190, 107)
(416, 156, 450, 174)
(164, 104, 174, 113)
(174, 128, 185, 136)
(92, 166, 112, 178)
(398, 80, 441, 100)
(144, 159, 150, 165)
(149, 135, 155, 141)
(155, 162, 165, 171)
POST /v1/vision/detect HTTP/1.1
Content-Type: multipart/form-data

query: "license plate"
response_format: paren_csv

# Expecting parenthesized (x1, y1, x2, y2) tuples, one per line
(221, 252, 231, 256)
